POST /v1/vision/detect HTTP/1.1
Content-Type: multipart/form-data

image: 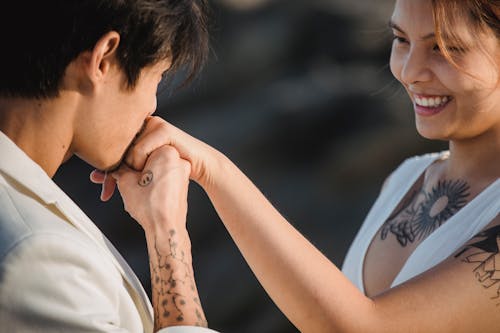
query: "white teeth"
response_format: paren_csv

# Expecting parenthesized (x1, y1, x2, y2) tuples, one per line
(414, 96, 450, 108)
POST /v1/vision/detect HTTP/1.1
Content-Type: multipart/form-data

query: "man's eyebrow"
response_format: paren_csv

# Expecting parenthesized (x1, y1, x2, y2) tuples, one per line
(388, 20, 435, 40)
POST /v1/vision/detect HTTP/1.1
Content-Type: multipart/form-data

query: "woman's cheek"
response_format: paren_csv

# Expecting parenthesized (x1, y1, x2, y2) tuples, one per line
(389, 48, 404, 83)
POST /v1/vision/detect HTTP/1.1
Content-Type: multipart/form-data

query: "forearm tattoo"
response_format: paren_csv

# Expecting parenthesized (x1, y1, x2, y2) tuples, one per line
(455, 224, 500, 306)
(150, 229, 207, 328)
(381, 180, 470, 247)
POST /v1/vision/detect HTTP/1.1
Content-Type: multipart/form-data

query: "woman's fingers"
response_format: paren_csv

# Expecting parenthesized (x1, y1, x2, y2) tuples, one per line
(125, 117, 173, 171)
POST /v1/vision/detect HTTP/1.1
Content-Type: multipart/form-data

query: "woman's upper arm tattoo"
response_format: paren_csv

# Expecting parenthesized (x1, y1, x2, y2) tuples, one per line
(455, 224, 500, 305)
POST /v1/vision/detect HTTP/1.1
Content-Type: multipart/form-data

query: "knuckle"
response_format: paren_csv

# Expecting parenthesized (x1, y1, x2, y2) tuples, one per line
(149, 116, 166, 131)
(131, 141, 146, 156)
(148, 145, 179, 166)
(158, 145, 179, 159)
(127, 144, 147, 167)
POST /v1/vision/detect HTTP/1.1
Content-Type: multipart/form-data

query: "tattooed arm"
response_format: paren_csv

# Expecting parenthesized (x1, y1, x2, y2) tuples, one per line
(454, 222, 500, 304)
(146, 230, 206, 329)
(104, 117, 499, 333)
(110, 145, 207, 330)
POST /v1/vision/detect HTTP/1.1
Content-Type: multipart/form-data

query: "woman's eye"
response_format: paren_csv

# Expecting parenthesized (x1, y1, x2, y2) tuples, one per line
(433, 44, 466, 54)
(392, 36, 408, 44)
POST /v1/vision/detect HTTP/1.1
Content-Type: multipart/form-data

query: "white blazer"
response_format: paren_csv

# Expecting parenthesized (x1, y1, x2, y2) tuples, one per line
(0, 132, 218, 333)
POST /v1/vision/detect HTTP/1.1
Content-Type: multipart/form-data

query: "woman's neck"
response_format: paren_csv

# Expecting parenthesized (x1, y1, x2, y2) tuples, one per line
(446, 128, 500, 185)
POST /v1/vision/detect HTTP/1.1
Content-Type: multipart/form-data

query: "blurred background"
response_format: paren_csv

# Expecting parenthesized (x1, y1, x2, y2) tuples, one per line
(54, 0, 446, 331)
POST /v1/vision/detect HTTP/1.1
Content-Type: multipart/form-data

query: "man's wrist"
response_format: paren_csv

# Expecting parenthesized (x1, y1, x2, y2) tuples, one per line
(146, 226, 191, 254)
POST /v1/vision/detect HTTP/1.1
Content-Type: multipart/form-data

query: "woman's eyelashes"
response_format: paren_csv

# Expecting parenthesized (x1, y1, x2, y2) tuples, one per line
(391, 33, 466, 55)
(392, 34, 408, 45)
(433, 44, 467, 54)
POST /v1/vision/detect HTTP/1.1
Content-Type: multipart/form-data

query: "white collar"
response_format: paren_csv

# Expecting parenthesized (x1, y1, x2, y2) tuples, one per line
(0, 131, 59, 204)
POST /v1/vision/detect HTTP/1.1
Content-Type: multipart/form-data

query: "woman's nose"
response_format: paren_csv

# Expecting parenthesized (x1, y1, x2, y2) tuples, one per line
(401, 47, 433, 85)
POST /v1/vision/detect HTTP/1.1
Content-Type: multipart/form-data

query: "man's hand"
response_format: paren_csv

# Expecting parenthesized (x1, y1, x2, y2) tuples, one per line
(90, 170, 116, 202)
(106, 144, 207, 329)
(110, 145, 191, 234)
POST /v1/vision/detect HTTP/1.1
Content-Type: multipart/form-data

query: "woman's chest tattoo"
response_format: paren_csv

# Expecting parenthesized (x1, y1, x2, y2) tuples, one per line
(380, 179, 470, 247)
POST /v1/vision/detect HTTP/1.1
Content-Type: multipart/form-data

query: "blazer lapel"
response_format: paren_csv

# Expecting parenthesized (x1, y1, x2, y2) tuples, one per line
(0, 132, 154, 332)
(52, 196, 154, 333)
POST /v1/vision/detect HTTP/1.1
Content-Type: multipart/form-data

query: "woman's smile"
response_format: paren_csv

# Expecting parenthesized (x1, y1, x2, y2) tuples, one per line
(412, 93, 453, 117)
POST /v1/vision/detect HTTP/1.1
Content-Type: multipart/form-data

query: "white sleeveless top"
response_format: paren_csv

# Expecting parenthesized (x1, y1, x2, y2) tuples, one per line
(342, 151, 500, 294)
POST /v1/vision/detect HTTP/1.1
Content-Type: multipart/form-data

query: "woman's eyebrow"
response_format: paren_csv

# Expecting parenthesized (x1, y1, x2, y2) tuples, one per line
(388, 20, 435, 40)
(388, 21, 405, 34)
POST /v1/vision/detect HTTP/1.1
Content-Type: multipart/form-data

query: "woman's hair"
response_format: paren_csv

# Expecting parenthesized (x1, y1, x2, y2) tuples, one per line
(432, 0, 499, 67)
(0, 0, 210, 99)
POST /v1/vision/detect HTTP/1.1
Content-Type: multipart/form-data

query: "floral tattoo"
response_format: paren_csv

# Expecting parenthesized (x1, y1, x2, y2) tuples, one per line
(381, 179, 470, 247)
(150, 229, 207, 328)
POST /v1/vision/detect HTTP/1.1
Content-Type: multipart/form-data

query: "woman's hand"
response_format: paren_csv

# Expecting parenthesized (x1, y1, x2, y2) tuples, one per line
(124, 116, 224, 187)
(90, 116, 224, 201)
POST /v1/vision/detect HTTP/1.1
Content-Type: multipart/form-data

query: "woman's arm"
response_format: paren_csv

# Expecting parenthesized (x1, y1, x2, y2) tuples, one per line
(201, 154, 377, 332)
(121, 117, 500, 333)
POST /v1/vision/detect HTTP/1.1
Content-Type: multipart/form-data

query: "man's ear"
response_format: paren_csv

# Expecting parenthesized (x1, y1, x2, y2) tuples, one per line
(86, 31, 121, 85)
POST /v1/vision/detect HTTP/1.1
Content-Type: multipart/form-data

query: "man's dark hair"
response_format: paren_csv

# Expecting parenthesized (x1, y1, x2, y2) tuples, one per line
(0, 0, 209, 99)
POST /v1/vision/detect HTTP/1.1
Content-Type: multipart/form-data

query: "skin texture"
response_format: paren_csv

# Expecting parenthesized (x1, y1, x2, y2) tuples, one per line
(96, 0, 500, 331)
(0, 31, 206, 330)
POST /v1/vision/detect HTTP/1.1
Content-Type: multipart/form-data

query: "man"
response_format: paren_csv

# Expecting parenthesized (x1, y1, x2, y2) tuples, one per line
(0, 1, 218, 332)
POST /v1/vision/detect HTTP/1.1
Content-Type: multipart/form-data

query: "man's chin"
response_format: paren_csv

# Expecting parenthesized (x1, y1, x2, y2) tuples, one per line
(91, 122, 146, 173)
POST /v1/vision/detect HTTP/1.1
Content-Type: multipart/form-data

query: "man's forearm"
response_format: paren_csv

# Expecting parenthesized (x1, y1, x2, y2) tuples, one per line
(146, 229, 207, 331)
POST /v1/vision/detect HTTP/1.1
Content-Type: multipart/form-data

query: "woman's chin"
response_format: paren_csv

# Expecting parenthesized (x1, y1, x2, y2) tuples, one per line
(415, 122, 450, 141)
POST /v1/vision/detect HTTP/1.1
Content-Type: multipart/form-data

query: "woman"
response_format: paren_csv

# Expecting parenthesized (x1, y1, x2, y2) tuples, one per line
(99, 0, 500, 331)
